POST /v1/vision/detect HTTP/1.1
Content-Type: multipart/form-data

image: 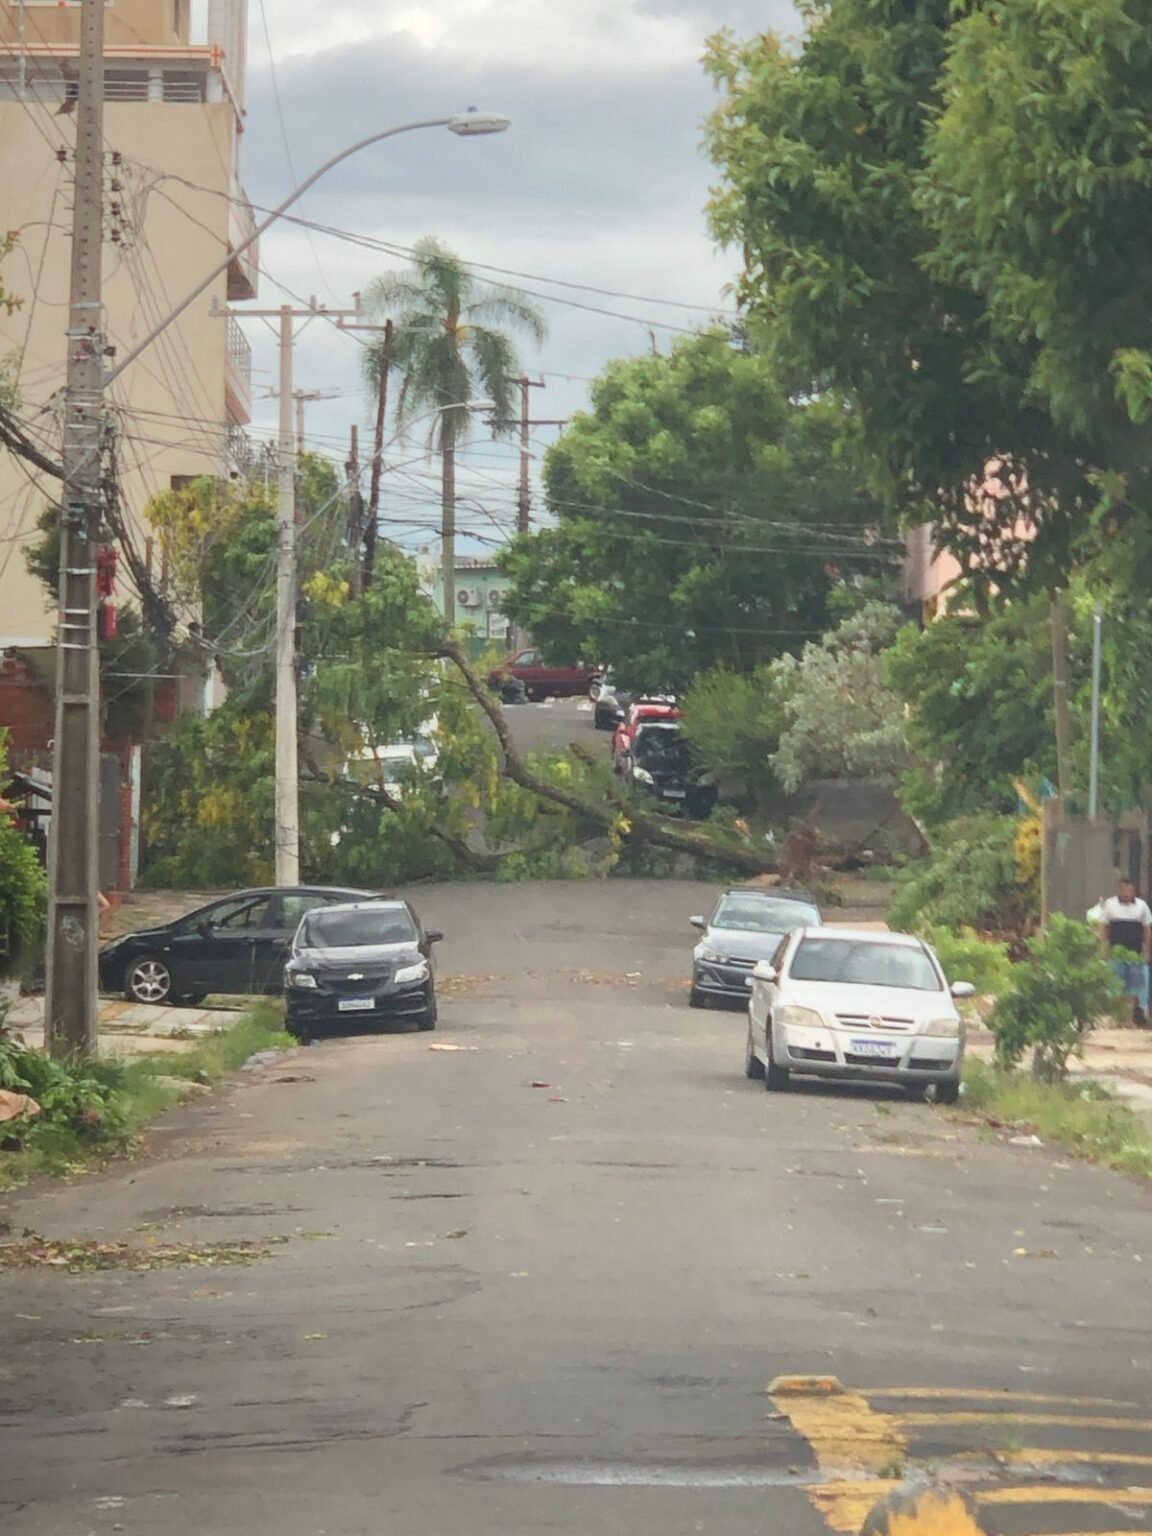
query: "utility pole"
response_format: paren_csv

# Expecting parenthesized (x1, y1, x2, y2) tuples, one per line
(45, 0, 105, 1060)
(1050, 592, 1073, 804)
(232, 298, 360, 885)
(1088, 602, 1104, 820)
(346, 424, 365, 599)
(336, 315, 394, 591)
(516, 376, 546, 536)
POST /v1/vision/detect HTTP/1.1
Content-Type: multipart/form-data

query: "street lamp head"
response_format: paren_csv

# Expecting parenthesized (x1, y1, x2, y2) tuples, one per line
(448, 110, 511, 137)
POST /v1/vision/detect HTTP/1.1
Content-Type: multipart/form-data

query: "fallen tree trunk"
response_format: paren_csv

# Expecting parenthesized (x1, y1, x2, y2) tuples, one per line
(438, 639, 775, 877)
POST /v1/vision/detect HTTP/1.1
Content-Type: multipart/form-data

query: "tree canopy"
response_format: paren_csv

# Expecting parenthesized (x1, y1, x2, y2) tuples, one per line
(497, 330, 892, 693)
(703, 2, 1100, 592)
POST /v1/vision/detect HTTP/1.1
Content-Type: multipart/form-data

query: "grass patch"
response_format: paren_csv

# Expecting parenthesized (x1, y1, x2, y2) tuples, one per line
(963, 1058, 1152, 1178)
(0, 999, 292, 1190)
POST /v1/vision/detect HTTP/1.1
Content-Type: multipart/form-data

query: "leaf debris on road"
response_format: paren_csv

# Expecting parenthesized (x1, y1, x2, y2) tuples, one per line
(0, 1234, 285, 1273)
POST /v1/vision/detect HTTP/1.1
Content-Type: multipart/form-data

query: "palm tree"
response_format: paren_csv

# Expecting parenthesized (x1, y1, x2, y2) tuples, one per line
(362, 238, 546, 624)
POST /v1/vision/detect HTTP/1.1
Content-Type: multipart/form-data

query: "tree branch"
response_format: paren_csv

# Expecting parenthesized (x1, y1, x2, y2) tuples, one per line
(438, 636, 775, 876)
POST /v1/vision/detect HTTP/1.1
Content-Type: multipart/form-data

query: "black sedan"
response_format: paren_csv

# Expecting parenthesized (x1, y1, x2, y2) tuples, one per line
(98, 886, 378, 1006)
(283, 899, 442, 1038)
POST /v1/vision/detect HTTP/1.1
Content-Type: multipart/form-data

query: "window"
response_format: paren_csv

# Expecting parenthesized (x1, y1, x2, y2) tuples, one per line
(301, 907, 418, 950)
(205, 896, 275, 932)
(713, 897, 819, 934)
(789, 938, 942, 993)
(279, 893, 337, 930)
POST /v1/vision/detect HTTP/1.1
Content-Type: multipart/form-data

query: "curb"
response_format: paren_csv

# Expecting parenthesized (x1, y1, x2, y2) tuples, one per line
(860, 1482, 987, 1534)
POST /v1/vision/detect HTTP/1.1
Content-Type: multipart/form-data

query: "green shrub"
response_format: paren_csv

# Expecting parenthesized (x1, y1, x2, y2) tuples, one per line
(920, 925, 1012, 997)
(990, 915, 1124, 1082)
(888, 815, 1037, 938)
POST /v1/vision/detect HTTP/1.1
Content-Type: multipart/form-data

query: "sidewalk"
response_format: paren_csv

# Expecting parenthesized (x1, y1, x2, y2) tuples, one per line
(5, 993, 246, 1057)
(968, 1022, 1152, 1125)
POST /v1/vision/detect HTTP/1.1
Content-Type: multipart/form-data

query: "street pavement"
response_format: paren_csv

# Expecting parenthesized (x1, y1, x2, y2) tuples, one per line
(502, 693, 605, 756)
(2, 880, 1152, 1536)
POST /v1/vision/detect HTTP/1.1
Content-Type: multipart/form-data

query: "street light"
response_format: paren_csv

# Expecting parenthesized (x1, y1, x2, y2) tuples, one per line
(105, 112, 510, 386)
(48, 105, 511, 1057)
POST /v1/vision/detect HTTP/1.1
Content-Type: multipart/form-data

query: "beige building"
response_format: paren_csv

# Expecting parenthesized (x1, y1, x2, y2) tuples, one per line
(0, 0, 257, 650)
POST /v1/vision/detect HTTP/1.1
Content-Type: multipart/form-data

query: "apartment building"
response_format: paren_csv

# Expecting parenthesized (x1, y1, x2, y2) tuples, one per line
(0, 0, 257, 649)
(0, 0, 258, 886)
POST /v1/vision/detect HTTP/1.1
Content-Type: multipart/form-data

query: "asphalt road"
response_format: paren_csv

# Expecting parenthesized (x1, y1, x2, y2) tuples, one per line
(3, 881, 1152, 1536)
(502, 693, 607, 756)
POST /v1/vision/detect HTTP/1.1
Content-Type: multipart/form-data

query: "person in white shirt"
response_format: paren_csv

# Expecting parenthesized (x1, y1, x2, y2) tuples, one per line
(1098, 877, 1152, 1025)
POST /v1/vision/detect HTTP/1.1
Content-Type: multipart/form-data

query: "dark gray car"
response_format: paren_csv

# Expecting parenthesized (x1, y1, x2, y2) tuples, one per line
(689, 887, 822, 1008)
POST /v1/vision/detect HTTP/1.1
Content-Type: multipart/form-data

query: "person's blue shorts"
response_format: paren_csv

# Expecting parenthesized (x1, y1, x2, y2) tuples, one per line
(1112, 959, 1149, 1011)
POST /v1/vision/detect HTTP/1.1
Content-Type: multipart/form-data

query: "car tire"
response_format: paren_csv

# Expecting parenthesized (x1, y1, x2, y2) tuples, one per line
(744, 1020, 765, 1079)
(124, 955, 176, 1006)
(417, 990, 438, 1031)
(689, 986, 709, 1009)
(764, 1029, 790, 1092)
(285, 1018, 313, 1044)
(933, 1078, 960, 1105)
(526, 687, 545, 703)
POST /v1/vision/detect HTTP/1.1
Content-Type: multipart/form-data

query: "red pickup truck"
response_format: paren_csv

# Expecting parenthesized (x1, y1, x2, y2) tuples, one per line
(488, 649, 602, 701)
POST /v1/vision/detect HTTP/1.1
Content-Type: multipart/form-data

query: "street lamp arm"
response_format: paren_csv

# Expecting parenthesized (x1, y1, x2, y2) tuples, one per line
(105, 116, 463, 387)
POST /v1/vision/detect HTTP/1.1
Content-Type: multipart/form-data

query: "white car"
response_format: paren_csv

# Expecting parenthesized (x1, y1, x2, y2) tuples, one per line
(745, 927, 973, 1103)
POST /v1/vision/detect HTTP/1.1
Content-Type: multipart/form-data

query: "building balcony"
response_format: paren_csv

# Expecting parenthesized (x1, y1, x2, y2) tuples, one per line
(224, 313, 252, 425)
(0, 43, 243, 115)
(227, 184, 258, 302)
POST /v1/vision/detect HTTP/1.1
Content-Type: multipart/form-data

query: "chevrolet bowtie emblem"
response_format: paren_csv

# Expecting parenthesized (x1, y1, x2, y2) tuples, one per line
(347, 972, 364, 981)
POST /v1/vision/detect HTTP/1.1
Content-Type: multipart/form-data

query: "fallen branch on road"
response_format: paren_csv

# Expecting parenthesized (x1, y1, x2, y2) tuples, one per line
(438, 638, 776, 877)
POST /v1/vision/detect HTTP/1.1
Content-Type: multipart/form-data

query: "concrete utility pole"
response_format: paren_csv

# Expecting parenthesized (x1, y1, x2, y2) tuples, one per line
(346, 425, 365, 599)
(45, 0, 106, 1060)
(516, 377, 544, 536)
(233, 299, 360, 885)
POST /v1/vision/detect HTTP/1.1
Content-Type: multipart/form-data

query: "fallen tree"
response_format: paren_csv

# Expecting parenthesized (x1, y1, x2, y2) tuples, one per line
(438, 638, 776, 878)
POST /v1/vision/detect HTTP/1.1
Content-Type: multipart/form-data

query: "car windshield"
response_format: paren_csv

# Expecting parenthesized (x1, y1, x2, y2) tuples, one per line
(300, 908, 417, 949)
(713, 897, 818, 933)
(789, 937, 942, 992)
(634, 726, 685, 765)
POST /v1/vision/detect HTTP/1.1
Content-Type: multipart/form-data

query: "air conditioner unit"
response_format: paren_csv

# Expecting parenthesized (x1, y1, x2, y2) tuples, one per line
(457, 587, 483, 609)
(488, 589, 506, 609)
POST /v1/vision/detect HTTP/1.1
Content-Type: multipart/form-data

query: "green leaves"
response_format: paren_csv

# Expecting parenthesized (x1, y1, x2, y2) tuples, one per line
(497, 331, 891, 692)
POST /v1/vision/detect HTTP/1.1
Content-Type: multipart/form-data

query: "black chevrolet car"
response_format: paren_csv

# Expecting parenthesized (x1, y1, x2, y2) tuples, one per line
(283, 899, 443, 1038)
(98, 886, 377, 1005)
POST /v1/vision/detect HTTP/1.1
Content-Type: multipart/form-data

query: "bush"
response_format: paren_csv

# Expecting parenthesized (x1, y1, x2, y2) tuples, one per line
(887, 815, 1038, 938)
(0, 1025, 131, 1153)
(920, 925, 1012, 997)
(990, 915, 1124, 1082)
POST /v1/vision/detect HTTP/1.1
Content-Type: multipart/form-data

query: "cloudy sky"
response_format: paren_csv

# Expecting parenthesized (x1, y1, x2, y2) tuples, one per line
(213, 0, 800, 552)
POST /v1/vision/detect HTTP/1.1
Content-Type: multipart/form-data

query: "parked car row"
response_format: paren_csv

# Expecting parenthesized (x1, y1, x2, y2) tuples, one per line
(687, 885, 971, 1104)
(98, 887, 442, 1040)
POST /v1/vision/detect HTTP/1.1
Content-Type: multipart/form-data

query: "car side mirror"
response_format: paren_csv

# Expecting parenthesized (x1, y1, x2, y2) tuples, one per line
(425, 930, 444, 944)
(950, 981, 976, 999)
(689, 916, 705, 930)
(197, 920, 213, 938)
(752, 961, 777, 983)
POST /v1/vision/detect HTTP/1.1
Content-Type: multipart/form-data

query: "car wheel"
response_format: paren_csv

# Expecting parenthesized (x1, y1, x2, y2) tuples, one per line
(744, 1020, 765, 1079)
(125, 955, 175, 1006)
(285, 1018, 313, 1044)
(689, 986, 709, 1009)
(933, 1078, 960, 1105)
(764, 1027, 790, 1092)
(417, 989, 438, 1031)
(589, 680, 602, 702)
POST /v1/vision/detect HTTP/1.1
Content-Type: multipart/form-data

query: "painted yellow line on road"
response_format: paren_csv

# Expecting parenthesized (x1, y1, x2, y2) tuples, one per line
(979, 1484, 1152, 1505)
(865, 1388, 1139, 1408)
(999, 1447, 1152, 1470)
(770, 1388, 906, 1534)
(901, 1411, 1152, 1432)
(862, 1487, 986, 1536)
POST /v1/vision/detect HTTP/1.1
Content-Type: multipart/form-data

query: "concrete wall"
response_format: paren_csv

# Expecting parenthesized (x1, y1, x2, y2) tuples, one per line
(0, 96, 240, 645)
(1041, 803, 1115, 924)
(0, 0, 191, 48)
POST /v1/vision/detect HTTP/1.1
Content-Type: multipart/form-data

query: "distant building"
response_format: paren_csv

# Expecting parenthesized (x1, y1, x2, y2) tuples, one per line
(429, 558, 514, 648)
(902, 458, 1035, 621)
(0, 0, 258, 887)
(0, 0, 257, 649)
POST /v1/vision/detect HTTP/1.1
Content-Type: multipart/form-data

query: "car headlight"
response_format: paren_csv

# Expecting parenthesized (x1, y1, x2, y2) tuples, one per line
(632, 767, 654, 785)
(778, 1004, 824, 1030)
(288, 971, 318, 990)
(921, 1016, 961, 1038)
(394, 960, 430, 985)
(700, 949, 728, 964)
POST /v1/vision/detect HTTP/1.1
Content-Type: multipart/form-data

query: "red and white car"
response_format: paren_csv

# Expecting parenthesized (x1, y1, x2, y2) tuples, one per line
(611, 700, 681, 774)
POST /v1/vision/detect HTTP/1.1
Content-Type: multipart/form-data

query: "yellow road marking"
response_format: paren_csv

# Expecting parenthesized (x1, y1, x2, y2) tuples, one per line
(770, 1388, 906, 1534)
(901, 1411, 1152, 1432)
(864, 1388, 1139, 1408)
(999, 1447, 1152, 1469)
(870, 1489, 986, 1536)
(979, 1485, 1152, 1505)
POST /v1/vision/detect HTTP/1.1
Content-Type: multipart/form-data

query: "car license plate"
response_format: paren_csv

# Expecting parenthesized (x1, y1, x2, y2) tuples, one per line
(661, 788, 686, 799)
(850, 1038, 898, 1058)
(338, 997, 375, 1013)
